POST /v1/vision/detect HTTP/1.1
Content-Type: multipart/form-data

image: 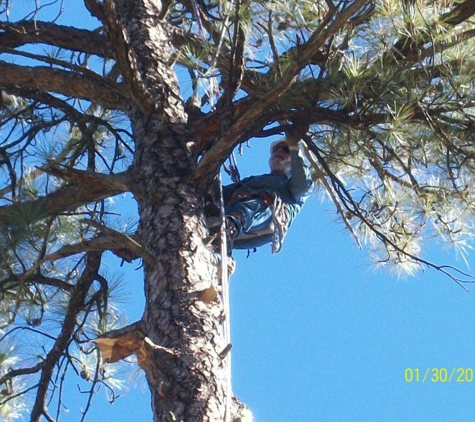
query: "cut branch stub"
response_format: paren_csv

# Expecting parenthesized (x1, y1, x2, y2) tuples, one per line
(94, 321, 179, 365)
(94, 321, 148, 364)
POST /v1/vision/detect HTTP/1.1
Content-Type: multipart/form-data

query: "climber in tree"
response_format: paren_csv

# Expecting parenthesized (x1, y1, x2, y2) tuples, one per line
(212, 129, 315, 252)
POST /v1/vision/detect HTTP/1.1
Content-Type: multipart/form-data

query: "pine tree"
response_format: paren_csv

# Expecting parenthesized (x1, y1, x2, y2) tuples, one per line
(2, 0, 475, 420)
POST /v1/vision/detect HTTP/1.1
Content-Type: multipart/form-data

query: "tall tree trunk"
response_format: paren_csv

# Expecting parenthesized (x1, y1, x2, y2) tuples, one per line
(100, 1, 236, 419)
(131, 112, 229, 421)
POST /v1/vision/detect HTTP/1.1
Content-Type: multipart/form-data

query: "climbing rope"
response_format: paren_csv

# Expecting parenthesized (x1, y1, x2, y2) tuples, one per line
(214, 159, 288, 418)
(217, 172, 232, 422)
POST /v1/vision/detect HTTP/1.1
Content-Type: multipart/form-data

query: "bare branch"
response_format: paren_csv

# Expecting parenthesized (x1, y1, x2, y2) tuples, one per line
(0, 362, 43, 387)
(0, 20, 112, 57)
(0, 170, 130, 227)
(0, 61, 128, 110)
(81, 219, 155, 264)
(16, 233, 146, 286)
(30, 252, 102, 422)
(3, 273, 75, 293)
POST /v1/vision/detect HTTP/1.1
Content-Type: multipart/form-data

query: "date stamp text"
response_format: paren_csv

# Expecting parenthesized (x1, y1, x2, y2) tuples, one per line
(404, 367, 474, 383)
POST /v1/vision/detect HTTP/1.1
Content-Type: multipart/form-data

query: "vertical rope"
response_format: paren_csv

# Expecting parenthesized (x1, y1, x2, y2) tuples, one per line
(218, 172, 232, 422)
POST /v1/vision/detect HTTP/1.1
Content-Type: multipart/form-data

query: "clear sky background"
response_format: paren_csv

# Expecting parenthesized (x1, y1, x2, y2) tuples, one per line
(7, 3, 475, 422)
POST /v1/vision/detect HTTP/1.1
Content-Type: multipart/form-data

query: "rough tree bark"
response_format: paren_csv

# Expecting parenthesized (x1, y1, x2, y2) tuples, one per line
(132, 114, 229, 420)
(97, 1, 236, 420)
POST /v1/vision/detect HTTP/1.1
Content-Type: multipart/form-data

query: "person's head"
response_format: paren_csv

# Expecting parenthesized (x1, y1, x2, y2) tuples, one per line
(269, 140, 291, 175)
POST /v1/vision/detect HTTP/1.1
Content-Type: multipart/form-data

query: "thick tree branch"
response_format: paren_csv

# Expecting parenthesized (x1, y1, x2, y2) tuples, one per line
(441, 0, 475, 26)
(0, 20, 112, 57)
(94, 320, 149, 364)
(0, 170, 130, 228)
(0, 61, 128, 110)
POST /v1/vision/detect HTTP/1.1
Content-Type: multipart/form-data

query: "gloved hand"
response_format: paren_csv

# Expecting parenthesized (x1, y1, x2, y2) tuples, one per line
(285, 124, 307, 149)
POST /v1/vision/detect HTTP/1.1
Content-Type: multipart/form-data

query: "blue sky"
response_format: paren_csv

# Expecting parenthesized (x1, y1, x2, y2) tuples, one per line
(6, 3, 475, 422)
(97, 140, 475, 422)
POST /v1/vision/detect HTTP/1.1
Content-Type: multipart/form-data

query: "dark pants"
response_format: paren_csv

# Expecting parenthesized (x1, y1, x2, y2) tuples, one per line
(226, 198, 273, 236)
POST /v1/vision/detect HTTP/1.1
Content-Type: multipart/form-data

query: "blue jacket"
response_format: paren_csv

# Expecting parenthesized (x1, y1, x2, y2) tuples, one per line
(223, 150, 314, 249)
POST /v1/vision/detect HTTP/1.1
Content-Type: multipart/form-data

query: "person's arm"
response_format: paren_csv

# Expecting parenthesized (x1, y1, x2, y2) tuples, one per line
(289, 148, 314, 204)
(286, 129, 314, 204)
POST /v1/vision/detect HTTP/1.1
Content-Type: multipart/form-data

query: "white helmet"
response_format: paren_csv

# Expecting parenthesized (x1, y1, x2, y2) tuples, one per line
(269, 139, 289, 154)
